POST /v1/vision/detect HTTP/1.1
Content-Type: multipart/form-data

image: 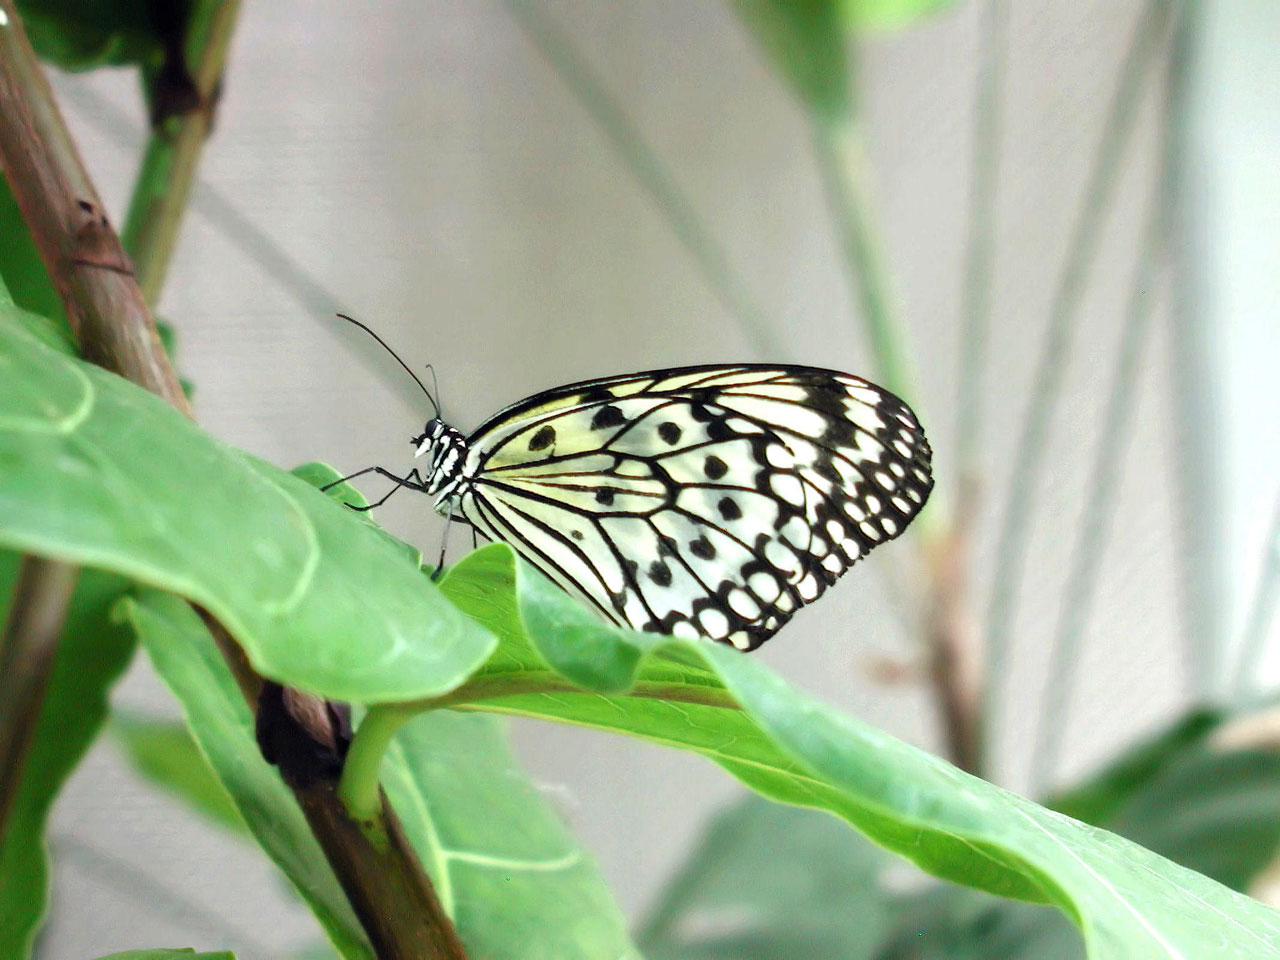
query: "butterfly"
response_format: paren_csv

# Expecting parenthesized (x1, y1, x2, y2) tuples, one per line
(329, 316, 933, 651)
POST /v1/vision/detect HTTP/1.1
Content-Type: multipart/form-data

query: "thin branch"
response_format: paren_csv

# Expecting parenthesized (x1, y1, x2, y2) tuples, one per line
(121, 0, 242, 304)
(1030, 127, 1171, 796)
(500, 0, 783, 358)
(956, 0, 1007, 485)
(981, 0, 1174, 764)
(0, 0, 188, 409)
(1163, 2, 1224, 699)
(811, 119, 917, 417)
(0, 5, 466, 955)
(810, 104, 982, 771)
(1231, 493, 1280, 697)
(0, 557, 78, 835)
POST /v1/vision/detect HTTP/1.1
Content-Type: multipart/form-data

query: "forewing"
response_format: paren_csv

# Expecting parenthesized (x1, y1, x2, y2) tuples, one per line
(455, 365, 933, 649)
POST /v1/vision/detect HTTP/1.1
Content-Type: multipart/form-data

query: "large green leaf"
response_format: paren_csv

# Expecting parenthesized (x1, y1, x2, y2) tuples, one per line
(637, 795, 891, 960)
(123, 590, 638, 960)
(384, 712, 639, 960)
(0, 315, 495, 703)
(0, 556, 135, 959)
(433, 544, 1280, 960)
(16, 0, 178, 72)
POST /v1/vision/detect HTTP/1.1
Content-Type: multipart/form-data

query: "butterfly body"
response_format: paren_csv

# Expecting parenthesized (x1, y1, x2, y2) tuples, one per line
(400, 363, 933, 651)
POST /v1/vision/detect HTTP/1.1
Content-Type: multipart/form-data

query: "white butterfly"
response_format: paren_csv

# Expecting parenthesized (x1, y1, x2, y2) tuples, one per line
(331, 319, 933, 651)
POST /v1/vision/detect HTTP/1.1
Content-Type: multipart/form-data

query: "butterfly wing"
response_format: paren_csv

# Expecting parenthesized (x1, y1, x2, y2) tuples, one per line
(449, 364, 933, 650)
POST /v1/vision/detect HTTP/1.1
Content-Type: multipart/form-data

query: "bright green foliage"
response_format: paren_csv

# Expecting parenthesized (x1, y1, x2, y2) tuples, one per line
(438, 544, 1280, 960)
(0, 557, 135, 959)
(0, 178, 63, 327)
(93, 950, 235, 960)
(384, 713, 640, 960)
(638, 795, 891, 959)
(122, 590, 639, 960)
(15, 0, 186, 71)
(841, 0, 957, 31)
(0, 315, 496, 703)
(641, 707, 1280, 958)
(110, 713, 248, 835)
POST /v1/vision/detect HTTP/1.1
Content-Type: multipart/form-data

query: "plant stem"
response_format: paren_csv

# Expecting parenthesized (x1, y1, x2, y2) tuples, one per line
(1030, 134, 1171, 796)
(339, 705, 418, 826)
(811, 107, 983, 771)
(1231, 493, 1280, 697)
(0, 4, 466, 955)
(1163, 2, 1224, 699)
(812, 117, 916, 415)
(121, 0, 241, 304)
(501, 0, 782, 357)
(981, 0, 1173, 767)
(957, 0, 1007, 485)
(338, 672, 743, 826)
(0, 0, 189, 410)
(0, 556, 78, 837)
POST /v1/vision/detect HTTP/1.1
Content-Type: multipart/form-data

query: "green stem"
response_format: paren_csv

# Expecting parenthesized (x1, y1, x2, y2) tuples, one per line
(981, 0, 1173, 767)
(1030, 135, 1170, 795)
(338, 704, 417, 828)
(812, 117, 915, 412)
(500, 0, 781, 357)
(1164, 3, 1223, 698)
(339, 672, 743, 827)
(1231, 493, 1280, 697)
(121, 0, 242, 305)
(957, 0, 1007, 480)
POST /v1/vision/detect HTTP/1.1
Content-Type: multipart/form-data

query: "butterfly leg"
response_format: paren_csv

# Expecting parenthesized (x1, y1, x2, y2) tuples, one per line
(428, 499, 455, 581)
(328, 466, 429, 512)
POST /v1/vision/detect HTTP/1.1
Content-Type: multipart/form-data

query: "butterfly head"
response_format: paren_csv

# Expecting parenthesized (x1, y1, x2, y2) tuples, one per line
(412, 417, 469, 498)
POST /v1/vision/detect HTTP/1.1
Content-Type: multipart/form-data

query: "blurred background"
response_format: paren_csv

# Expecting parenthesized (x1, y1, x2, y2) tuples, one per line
(27, 0, 1279, 955)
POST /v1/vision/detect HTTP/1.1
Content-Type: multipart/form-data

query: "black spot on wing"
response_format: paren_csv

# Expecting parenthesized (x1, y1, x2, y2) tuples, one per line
(657, 421, 682, 445)
(590, 405, 625, 430)
(648, 560, 673, 586)
(527, 425, 556, 451)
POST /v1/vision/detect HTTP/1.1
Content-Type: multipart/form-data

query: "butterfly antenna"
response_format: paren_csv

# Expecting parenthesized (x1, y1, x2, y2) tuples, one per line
(424, 363, 442, 418)
(335, 313, 440, 417)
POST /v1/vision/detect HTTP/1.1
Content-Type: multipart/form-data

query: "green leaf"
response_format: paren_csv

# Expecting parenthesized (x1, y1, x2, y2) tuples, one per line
(0, 177, 64, 328)
(384, 711, 640, 960)
(118, 590, 374, 960)
(15, 0, 176, 72)
(0, 555, 135, 959)
(637, 795, 891, 960)
(437, 543, 1280, 960)
(0, 316, 496, 703)
(94, 952, 235, 960)
(109, 713, 247, 835)
(1052, 709, 1280, 893)
(729, 0, 851, 121)
(124, 589, 638, 960)
(840, 0, 957, 31)
(1048, 709, 1221, 826)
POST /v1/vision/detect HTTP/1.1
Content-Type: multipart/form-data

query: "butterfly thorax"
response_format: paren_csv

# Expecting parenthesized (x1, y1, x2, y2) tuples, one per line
(412, 418, 471, 511)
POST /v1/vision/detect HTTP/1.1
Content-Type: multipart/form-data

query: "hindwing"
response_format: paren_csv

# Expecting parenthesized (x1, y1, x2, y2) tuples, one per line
(451, 364, 932, 650)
